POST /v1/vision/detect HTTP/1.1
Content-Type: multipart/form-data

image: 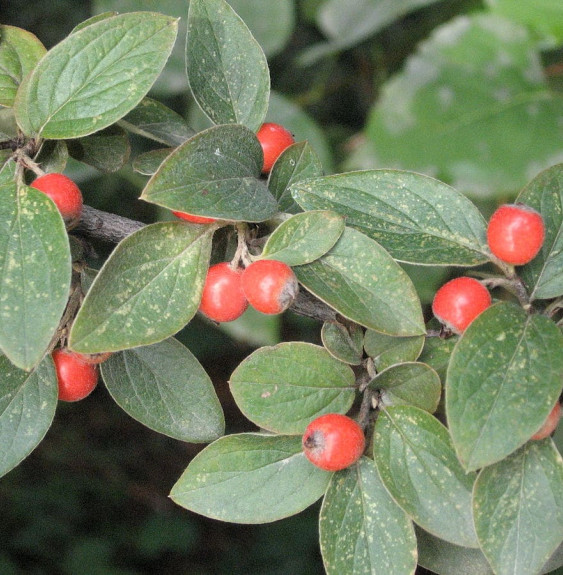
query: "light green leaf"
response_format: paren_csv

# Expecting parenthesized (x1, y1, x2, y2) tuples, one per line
(101, 338, 224, 442)
(0, 354, 57, 478)
(141, 124, 278, 223)
(14, 12, 178, 138)
(320, 457, 417, 575)
(0, 25, 46, 107)
(132, 148, 173, 176)
(370, 362, 441, 413)
(374, 405, 478, 548)
(356, 14, 563, 198)
(473, 441, 563, 575)
(363, 330, 425, 372)
(291, 170, 489, 265)
(294, 227, 425, 336)
(68, 222, 213, 354)
(518, 163, 563, 300)
(446, 302, 563, 471)
(70, 11, 119, 34)
(186, 0, 269, 131)
(170, 433, 331, 523)
(0, 163, 71, 370)
(229, 342, 356, 434)
(261, 210, 344, 266)
(321, 321, 364, 365)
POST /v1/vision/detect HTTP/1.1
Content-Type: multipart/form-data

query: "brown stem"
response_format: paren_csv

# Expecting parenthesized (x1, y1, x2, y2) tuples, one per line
(74, 205, 145, 244)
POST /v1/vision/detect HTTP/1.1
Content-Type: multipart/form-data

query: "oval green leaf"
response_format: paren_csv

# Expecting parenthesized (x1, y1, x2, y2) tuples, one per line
(229, 342, 356, 434)
(418, 334, 458, 384)
(320, 457, 417, 575)
(373, 405, 479, 548)
(0, 353, 57, 478)
(0, 25, 46, 107)
(321, 321, 364, 365)
(261, 210, 345, 266)
(294, 227, 425, 336)
(170, 433, 331, 523)
(446, 302, 563, 471)
(371, 362, 441, 413)
(473, 441, 563, 575)
(69, 222, 213, 354)
(186, 0, 269, 131)
(67, 125, 130, 173)
(141, 124, 278, 222)
(518, 163, 563, 300)
(364, 330, 425, 372)
(0, 165, 71, 370)
(291, 170, 489, 266)
(132, 148, 173, 176)
(101, 338, 224, 442)
(14, 12, 178, 138)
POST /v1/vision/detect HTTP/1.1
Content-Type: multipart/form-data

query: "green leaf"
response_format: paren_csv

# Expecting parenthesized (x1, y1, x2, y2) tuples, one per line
(119, 97, 195, 146)
(227, 0, 294, 58)
(319, 457, 417, 575)
(363, 330, 425, 372)
(0, 164, 71, 370)
(321, 321, 364, 365)
(101, 338, 224, 442)
(294, 227, 425, 336)
(34, 140, 68, 175)
(0, 25, 46, 107)
(518, 163, 563, 300)
(68, 222, 213, 354)
(416, 526, 494, 575)
(268, 141, 324, 213)
(261, 210, 344, 266)
(485, 0, 563, 45)
(67, 125, 130, 173)
(370, 362, 441, 413)
(446, 302, 563, 471)
(186, 0, 269, 132)
(141, 124, 278, 223)
(229, 342, 356, 434)
(473, 441, 563, 575)
(356, 14, 563, 197)
(418, 334, 458, 384)
(291, 170, 489, 265)
(373, 405, 478, 548)
(70, 12, 119, 34)
(170, 433, 331, 523)
(0, 354, 57, 478)
(132, 148, 173, 176)
(14, 12, 178, 139)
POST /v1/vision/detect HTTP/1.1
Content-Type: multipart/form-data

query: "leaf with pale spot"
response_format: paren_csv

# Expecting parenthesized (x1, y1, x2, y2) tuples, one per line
(69, 222, 213, 354)
(320, 457, 417, 575)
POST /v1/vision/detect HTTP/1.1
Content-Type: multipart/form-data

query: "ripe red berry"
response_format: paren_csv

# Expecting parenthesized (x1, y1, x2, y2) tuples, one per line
(487, 204, 545, 265)
(30, 173, 83, 229)
(302, 413, 365, 472)
(199, 262, 248, 322)
(531, 402, 561, 440)
(256, 122, 295, 174)
(172, 211, 216, 224)
(241, 259, 299, 315)
(52, 349, 99, 402)
(432, 277, 491, 334)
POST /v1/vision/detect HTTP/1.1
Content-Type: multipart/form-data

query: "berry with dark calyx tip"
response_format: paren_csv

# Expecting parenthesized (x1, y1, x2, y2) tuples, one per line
(531, 402, 561, 440)
(241, 259, 298, 315)
(172, 211, 216, 224)
(52, 349, 99, 402)
(487, 204, 545, 265)
(256, 122, 295, 174)
(30, 173, 83, 229)
(302, 413, 365, 472)
(79, 352, 113, 365)
(432, 277, 491, 334)
(199, 262, 248, 322)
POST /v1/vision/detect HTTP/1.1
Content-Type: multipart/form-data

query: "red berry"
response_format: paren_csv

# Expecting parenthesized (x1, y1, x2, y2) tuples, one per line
(52, 349, 99, 402)
(173, 211, 216, 224)
(531, 402, 561, 440)
(241, 259, 298, 315)
(487, 204, 545, 265)
(432, 277, 491, 334)
(302, 413, 365, 471)
(256, 122, 295, 174)
(199, 262, 248, 322)
(30, 173, 83, 229)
